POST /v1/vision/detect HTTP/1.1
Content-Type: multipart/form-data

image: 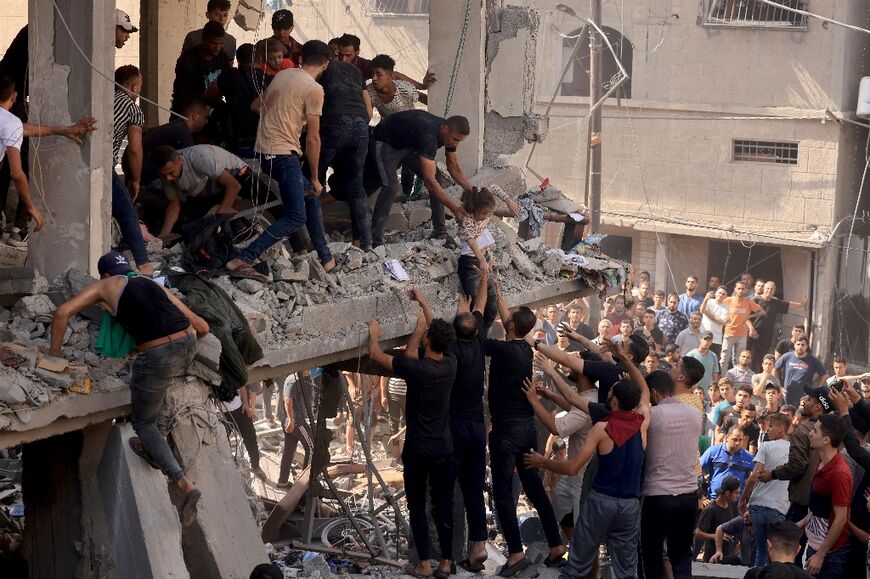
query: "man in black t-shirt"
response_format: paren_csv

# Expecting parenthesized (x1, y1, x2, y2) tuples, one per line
(368, 315, 457, 579)
(370, 111, 476, 246)
(141, 97, 209, 187)
(483, 277, 566, 575)
(315, 56, 373, 249)
(172, 21, 231, 112)
(216, 43, 271, 158)
(774, 324, 805, 361)
(751, 282, 806, 370)
(742, 521, 813, 579)
(441, 266, 490, 570)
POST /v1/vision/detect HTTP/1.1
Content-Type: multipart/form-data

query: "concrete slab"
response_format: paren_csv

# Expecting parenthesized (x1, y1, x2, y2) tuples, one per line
(166, 378, 268, 578)
(97, 424, 189, 579)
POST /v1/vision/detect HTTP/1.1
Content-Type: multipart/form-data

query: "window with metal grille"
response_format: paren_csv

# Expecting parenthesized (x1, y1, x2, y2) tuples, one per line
(364, 0, 430, 15)
(698, 0, 808, 29)
(732, 140, 799, 164)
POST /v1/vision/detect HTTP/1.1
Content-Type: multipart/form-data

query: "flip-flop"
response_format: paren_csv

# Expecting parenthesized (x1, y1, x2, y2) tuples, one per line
(128, 437, 161, 470)
(404, 567, 431, 579)
(543, 555, 566, 568)
(498, 558, 532, 578)
(227, 266, 269, 283)
(180, 489, 201, 527)
(459, 558, 486, 573)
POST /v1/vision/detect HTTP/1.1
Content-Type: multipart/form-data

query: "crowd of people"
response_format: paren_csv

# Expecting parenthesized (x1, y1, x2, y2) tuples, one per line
(6, 5, 870, 579)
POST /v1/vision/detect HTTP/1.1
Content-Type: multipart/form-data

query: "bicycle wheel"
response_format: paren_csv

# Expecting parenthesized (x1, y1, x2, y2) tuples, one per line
(320, 516, 377, 551)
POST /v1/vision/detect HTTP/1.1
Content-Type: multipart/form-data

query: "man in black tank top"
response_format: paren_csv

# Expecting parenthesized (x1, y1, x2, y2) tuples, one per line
(48, 252, 211, 526)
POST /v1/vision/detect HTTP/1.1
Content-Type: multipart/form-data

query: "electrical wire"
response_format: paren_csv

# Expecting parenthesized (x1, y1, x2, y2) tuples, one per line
(754, 0, 870, 36)
(50, 0, 187, 121)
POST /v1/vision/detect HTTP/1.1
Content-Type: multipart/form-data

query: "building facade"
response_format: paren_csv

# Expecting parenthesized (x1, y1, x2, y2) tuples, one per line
(510, 0, 870, 365)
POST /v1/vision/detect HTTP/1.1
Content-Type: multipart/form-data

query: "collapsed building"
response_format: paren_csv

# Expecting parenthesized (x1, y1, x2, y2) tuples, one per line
(0, 2, 640, 578)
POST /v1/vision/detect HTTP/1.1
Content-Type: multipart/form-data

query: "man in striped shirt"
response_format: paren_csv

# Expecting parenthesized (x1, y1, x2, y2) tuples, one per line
(112, 65, 152, 275)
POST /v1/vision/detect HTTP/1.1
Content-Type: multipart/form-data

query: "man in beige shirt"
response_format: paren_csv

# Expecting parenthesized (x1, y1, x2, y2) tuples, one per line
(227, 40, 336, 280)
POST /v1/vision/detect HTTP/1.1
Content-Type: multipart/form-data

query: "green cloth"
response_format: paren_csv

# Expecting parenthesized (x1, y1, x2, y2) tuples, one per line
(95, 311, 136, 359)
(698, 434, 711, 456)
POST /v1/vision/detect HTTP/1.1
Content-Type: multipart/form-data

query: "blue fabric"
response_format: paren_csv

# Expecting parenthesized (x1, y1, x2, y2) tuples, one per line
(700, 443, 755, 498)
(677, 292, 703, 317)
(592, 430, 644, 498)
(240, 154, 332, 264)
(750, 505, 785, 566)
(111, 171, 148, 265)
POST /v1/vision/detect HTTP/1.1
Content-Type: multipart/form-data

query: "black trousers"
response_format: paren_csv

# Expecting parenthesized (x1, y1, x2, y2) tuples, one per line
(403, 449, 455, 561)
(278, 420, 312, 484)
(450, 418, 488, 543)
(490, 418, 562, 554)
(0, 135, 29, 234)
(224, 408, 260, 470)
(640, 493, 698, 579)
(786, 502, 809, 565)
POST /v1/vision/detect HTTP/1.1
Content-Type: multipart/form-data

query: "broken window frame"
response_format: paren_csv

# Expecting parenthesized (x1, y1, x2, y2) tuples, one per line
(698, 0, 809, 29)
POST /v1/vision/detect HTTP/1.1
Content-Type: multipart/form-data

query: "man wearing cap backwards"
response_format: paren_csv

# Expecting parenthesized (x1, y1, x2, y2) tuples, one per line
(686, 331, 720, 393)
(758, 384, 829, 559)
(115, 9, 138, 49)
(47, 252, 210, 527)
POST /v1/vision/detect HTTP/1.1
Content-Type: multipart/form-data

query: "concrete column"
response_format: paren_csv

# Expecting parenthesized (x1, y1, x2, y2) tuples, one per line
(28, 0, 113, 279)
(164, 376, 268, 578)
(95, 424, 190, 579)
(427, 0, 486, 172)
(140, 1, 202, 126)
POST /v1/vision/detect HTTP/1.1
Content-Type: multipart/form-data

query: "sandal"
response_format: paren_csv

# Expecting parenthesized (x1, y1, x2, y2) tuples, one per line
(226, 258, 269, 283)
(275, 480, 292, 488)
(128, 437, 161, 470)
(459, 558, 486, 573)
(433, 570, 449, 579)
(543, 555, 566, 568)
(180, 488, 201, 526)
(498, 558, 532, 578)
(405, 564, 432, 579)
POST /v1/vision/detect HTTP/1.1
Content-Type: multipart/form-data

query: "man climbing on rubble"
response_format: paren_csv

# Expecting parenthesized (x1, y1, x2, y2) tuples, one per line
(368, 311, 457, 579)
(48, 251, 210, 526)
(369, 111, 474, 247)
(151, 144, 247, 238)
(226, 40, 336, 280)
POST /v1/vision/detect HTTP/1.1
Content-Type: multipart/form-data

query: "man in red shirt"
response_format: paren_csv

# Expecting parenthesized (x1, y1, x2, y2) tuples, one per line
(801, 413, 852, 577)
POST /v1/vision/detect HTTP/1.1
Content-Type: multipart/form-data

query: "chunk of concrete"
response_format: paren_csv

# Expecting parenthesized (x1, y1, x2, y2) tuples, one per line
(194, 333, 222, 371)
(235, 278, 264, 295)
(96, 424, 189, 579)
(509, 244, 540, 280)
(273, 258, 309, 283)
(12, 295, 56, 323)
(0, 243, 27, 267)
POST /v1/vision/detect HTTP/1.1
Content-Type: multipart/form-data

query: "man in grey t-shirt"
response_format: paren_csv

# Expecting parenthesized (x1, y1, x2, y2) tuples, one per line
(738, 412, 791, 566)
(151, 144, 248, 238)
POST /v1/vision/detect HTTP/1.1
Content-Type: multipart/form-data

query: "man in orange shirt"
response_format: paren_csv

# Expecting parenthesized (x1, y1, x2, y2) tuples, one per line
(719, 281, 765, 374)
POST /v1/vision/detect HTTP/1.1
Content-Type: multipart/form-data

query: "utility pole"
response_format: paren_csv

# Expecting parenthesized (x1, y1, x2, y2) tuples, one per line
(588, 0, 602, 232)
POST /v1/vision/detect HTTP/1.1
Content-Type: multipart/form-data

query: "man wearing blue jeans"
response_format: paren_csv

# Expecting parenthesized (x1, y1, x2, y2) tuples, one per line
(739, 411, 791, 566)
(48, 251, 210, 526)
(227, 40, 335, 279)
(369, 110, 473, 247)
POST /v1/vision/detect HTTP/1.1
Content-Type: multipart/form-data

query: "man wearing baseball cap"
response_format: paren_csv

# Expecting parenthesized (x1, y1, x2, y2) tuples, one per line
(686, 330, 721, 392)
(48, 251, 210, 527)
(271, 9, 303, 65)
(115, 9, 138, 50)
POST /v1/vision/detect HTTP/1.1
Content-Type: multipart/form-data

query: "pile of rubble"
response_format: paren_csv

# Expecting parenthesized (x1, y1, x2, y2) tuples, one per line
(0, 170, 629, 431)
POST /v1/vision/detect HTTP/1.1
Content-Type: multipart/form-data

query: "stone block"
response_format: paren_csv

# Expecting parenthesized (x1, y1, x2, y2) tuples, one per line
(0, 243, 26, 267)
(508, 243, 540, 280)
(235, 278, 264, 295)
(405, 203, 433, 229)
(11, 294, 56, 322)
(523, 112, 549, 144)
(35, 367, 75, 390)
(384, 203, 409, 232)
(273, 258, 309, 283)
(96, 424, 189, 579)
(195, 333, 222, 371)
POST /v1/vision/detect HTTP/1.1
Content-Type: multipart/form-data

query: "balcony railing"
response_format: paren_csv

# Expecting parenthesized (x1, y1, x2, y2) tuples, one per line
(699, 0, 808, 29)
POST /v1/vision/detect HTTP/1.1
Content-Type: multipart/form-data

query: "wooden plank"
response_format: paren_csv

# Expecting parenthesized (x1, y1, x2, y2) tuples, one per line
(261, 467, 311, 543)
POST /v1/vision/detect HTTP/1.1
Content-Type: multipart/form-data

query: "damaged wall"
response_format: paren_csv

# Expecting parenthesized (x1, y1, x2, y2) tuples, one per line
(27, 0, 113, 280)
(483, 4, 547, 166)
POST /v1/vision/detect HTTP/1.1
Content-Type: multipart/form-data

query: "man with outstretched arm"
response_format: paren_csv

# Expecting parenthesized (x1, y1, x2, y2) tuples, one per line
(48, 252, 210, 526)
(485, 277, 566, 576)
(526, 339, 650, 579)
(367, 313, 457, 579)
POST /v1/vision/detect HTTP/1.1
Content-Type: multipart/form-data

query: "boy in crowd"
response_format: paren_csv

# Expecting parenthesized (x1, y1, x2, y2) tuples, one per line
(182, 0, 237, 61)
(696, 476, 740, 562)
